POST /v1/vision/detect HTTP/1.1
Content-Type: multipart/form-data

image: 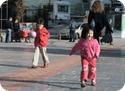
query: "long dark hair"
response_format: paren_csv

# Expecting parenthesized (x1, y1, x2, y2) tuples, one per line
(81, 23, 94, 39)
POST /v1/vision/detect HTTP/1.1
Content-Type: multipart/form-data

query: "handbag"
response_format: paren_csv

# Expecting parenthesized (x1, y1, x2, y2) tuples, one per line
(101, 32, 113, 43)
(100, 26, 106, 37)
(90, 19, 95, 27)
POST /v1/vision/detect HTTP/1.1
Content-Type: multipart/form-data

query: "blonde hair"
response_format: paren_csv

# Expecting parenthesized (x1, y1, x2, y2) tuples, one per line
(91, 0, 104, 13)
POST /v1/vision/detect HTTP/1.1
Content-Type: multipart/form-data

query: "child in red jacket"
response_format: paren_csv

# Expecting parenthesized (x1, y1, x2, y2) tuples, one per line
(32, 21, 50, 68)
(69, 24, 100, 87)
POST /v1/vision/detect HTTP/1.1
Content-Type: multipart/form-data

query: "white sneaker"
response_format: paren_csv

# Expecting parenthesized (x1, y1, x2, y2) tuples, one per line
(0, 83, 8, 91)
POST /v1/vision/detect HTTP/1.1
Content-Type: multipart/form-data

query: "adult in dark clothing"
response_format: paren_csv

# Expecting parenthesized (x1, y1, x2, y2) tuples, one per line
(13, 19, 20, 42)
(5, 17, 13, 43)
(69, 19, 77, 42)
(88, 0, 112, 43)
(100, 20, 113, 45)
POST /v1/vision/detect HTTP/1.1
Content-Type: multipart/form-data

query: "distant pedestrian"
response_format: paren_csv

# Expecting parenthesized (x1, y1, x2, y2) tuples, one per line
(69, 24, 100, 87)
(32, 20, 50, 68)
(88, 0, 111, 43)
(5, 17, 13, 43)
(69, 19, 77, 42)
(13, 19, 20, 42)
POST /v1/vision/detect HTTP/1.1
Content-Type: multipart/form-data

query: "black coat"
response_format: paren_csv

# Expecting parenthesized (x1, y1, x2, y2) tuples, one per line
(88, 10, 112, 36)
(14, 23, 20, 32)
(5, 20, 13, 29)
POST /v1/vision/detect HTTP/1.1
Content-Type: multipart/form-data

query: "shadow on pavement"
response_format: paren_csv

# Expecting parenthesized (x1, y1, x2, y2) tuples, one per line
(0, 47, 125, 58)
(0, 77, 80, 89)
(100, 49, 125, 58)
(0, 63, 29, 68)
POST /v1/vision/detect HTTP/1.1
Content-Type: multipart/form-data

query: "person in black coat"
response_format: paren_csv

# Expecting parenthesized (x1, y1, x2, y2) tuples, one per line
(13, 19, 20, 42)
(88, 0, 112, 43)
(5, 17, 13, 43)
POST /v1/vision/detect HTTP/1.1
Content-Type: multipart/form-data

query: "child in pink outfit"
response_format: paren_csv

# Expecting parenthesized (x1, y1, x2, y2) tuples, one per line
(69, 24, 100, 87)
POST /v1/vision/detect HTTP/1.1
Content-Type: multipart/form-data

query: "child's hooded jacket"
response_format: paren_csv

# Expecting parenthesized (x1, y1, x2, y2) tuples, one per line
(34, 26, 50, 47)
(70, 38, 100, 60)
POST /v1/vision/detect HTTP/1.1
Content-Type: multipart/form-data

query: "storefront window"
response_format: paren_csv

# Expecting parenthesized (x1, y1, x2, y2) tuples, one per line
(58, 5, 69, 13)
(0, 1, 8, 29)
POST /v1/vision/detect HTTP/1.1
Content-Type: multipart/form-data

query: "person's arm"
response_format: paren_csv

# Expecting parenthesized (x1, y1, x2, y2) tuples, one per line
(88, 10, 94, 25)
(44, 28, 50, 38)
(69, 39, 82, 55)
(94, 39, 100, 58)
(40, 27, 50, 38)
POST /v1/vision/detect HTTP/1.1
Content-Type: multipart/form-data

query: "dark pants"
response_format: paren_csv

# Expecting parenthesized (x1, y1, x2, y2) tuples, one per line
(94, 30, 100, 43)
(101, 32, 113, 43)
(69, 30, 75, 42)
(5, 29, 12, 43)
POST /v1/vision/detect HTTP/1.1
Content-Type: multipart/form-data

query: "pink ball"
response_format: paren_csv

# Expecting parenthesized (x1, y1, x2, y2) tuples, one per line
(30, 31, 36, 38)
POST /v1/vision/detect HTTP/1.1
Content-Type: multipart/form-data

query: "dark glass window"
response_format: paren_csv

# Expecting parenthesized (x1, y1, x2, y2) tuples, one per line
(58, 5, 69, 13)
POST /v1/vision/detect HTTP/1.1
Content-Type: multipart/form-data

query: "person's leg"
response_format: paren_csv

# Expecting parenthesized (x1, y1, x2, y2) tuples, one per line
(5, 29, 9, 43)
(95, 36, 100, 43)
(32, 47, 40, 68)
(81, 58, 89, 87)
(8, 29, 12, 42)
(89, 58, 96, 86)
(69, 31, 72, 42)
(72, 31, 76, 42)
(109, 33, 113, 45)
(40, 47, 50, 68)
(94, 31, 100, 43)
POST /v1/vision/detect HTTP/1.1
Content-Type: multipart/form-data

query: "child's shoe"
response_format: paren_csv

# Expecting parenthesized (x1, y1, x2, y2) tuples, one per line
(31, 65, 38, 68)
(91, 80, 96, 86)
(81, 80, 87, 88)
(42, 62, 50, 68)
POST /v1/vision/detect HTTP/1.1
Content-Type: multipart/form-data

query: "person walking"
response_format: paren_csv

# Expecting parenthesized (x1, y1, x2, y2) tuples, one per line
(5, 17, 13, 43)
(69, 24, 100, 87)
(88, 0, 110, 43)
(13, 19, 20, 42)
(32, 20, 50, 68)
(69, 19, 77, 42)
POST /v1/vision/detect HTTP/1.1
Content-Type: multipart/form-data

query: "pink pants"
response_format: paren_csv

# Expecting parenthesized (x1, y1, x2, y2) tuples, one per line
(80, 58, 96, 81)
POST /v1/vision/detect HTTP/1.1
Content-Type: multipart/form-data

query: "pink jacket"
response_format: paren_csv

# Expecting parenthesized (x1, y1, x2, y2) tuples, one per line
(34, 27, 50, 47)
(70, 38, 100, 59)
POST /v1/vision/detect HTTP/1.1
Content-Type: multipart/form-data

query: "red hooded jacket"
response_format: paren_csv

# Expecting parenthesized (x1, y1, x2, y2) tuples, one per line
(34, 26, 50, 47)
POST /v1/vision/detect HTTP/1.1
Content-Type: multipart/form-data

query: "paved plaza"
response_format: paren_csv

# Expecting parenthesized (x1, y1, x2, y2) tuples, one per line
(0, 31, 125, 91)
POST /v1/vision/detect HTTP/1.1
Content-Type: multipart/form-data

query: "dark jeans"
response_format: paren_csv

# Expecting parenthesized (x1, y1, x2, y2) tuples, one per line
(69, 30, 75, 42)
(5, 29, 12, 43)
